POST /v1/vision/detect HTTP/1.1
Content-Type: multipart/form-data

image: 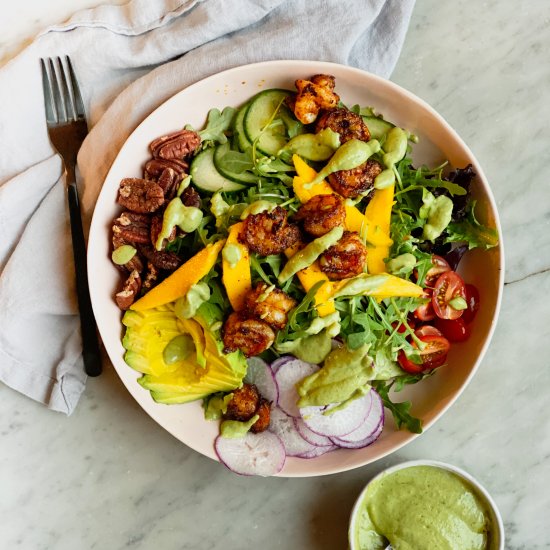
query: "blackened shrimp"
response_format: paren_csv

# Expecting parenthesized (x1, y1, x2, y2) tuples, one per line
(240, 206, 300, 257)
(315, 107, 370, 144)
(319, 231, 367, 280)
(250, 398, 271, 433)
(328, 159, 383, 199)
(224, 384, 260, 422)
(244, 282, 297, 330)
(222, 312, 275, 357)
(294, 194, 345, 237)
(290, 74, 340, 125)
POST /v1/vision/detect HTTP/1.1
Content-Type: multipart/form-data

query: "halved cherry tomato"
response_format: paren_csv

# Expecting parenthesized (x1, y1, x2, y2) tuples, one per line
(434, 317, 470, 342)
(415, 255, 451, 287)
(417, 335, 451, 369)
(398, 333, 450, 373)
(432, 271, 467, 320)
(462, 284, 480, 324)
(414, 290, 436, 321)
(397, 350, 424, 374)
(415, 325, 442, 338)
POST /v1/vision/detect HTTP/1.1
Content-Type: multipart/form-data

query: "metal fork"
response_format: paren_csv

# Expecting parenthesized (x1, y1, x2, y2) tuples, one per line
(40, 56, 102, 377)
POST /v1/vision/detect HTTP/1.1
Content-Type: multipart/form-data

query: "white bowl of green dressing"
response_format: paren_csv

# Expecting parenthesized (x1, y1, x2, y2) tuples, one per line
(348, 460, 504, 550)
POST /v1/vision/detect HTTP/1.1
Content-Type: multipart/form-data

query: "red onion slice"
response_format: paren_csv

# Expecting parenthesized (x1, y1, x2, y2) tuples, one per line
(331, 389, 384, 449)
(300, 391, 372, 437)
(214, 431, 286, 477)
(245, 357, 279, 403)
(274, 359, 319, 418)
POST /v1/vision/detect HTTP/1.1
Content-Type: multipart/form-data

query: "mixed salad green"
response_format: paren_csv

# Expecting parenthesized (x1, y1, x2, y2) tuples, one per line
(114, 74, 498, 467)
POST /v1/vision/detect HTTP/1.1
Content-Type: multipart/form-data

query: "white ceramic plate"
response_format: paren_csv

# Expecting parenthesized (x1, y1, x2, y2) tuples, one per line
(88, 60, 504, 477)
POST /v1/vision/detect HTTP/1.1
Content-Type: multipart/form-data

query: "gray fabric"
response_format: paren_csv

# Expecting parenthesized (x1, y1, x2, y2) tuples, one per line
(0, 0, 416, 414)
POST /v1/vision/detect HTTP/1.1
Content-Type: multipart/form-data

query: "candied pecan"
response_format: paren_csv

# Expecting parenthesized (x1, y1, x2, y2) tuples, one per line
(157, 168, 179, 201)
(115, 270, 141, 310)
(150, 215, 176, 250)
(112, 211, 151, 244)
(143, 158, 188, 180)
(150, 130, 201, 160)
(180, 185, 201, 209)
(140, 244, 181, 271)
(141, 262, 160, 294)
(112, 234, 145, 273)
(117, 178, 165, 214)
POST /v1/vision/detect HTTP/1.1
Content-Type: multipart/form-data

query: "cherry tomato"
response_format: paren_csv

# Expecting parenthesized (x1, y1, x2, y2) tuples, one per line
(432, 271, 467, 320)
(397, 350, 424, 374)
(417, 335, 451, 369)
(434, 317, 471, 342)
(414, 290, 436, 321)
(415, 325, 443, 338)
(462, 284, 480, 324)
(398, 333, 451, 373)
(416, 255, 451, 288)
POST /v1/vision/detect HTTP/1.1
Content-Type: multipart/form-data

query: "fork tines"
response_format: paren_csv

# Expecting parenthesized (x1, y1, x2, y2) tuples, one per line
(40, 56, 86, 125)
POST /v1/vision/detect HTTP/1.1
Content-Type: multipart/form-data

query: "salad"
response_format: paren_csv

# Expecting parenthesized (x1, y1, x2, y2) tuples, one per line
(110, 73, 498, 476)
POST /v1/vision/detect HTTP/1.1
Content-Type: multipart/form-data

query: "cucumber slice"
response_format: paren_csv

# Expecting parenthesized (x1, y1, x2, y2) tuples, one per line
(362, 116, 395, 141)
(213, 142, 258, 185)
(233, 102, 253, 152)
(190, 147, 246, 193)
(244, 89, 292, 155)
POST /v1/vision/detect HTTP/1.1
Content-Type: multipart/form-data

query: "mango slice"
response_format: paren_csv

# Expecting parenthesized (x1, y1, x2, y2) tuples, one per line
(331, 272, 423, 300)
(222, 222, 252, 311)
(131, 240, 225, 311)
(364, 184, 395, 274)
(285, 243, 335, 317)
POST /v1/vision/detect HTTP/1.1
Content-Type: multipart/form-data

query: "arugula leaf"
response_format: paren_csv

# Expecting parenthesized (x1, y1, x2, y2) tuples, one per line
(445, 201, 499, 250)
(372, 380, 423, 433)
(199, 107, 236, 144)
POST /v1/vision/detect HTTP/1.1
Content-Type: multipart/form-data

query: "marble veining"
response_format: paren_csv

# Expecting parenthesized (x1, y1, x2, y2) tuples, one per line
(1, 1, 550, 549)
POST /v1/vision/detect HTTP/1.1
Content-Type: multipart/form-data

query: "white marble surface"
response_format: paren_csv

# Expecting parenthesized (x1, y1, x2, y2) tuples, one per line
(1, 1, 549, 549)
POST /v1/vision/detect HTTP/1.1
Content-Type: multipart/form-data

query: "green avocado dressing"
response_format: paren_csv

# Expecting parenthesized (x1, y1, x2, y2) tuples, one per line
(278, 127, 341, 161)
(420, 190, 454, 242)
(222, 243, 242, 268)
(278, 226, 343, 284)
(162, 334, 195, 365)
(174, 282, 211, 319)
(240, 200, 276, 219)
(354, 466, 491, 550)
(156, 197, 203, 250)
(296, 344, 373, 407)
(220, 414, 259, 438)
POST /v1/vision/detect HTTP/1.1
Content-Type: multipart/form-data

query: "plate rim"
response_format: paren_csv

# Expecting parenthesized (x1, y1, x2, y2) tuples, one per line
(87, 59, 505, 478)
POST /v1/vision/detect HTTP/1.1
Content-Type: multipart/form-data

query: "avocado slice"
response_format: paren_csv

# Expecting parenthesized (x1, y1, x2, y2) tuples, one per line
(121, 304, 246, 404)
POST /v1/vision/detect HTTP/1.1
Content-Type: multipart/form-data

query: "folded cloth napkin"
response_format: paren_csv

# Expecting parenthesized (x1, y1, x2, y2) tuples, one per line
(0, 0, 416, 414)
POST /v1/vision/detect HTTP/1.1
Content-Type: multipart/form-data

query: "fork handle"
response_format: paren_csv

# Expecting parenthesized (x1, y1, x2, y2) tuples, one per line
(67, 179, 102, 377)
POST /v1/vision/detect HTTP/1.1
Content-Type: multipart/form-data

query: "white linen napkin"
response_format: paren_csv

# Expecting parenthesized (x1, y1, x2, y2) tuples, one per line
(0, 0, 416, 414)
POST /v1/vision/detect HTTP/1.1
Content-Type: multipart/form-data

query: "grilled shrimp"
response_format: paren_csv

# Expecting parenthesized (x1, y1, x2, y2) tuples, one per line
(224, 384, 260, 422)
(222, 312, 275, 357)
(240, 206, 301, 257)
(328, 159, 383, 199)
(291, 74, 340, 125)
(244, 282, 297, 330)
(319, 231, 367, 280)
(315, 107, 370, 143)
(250, 398, 271, 433)
(294, 194, 346, 237)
